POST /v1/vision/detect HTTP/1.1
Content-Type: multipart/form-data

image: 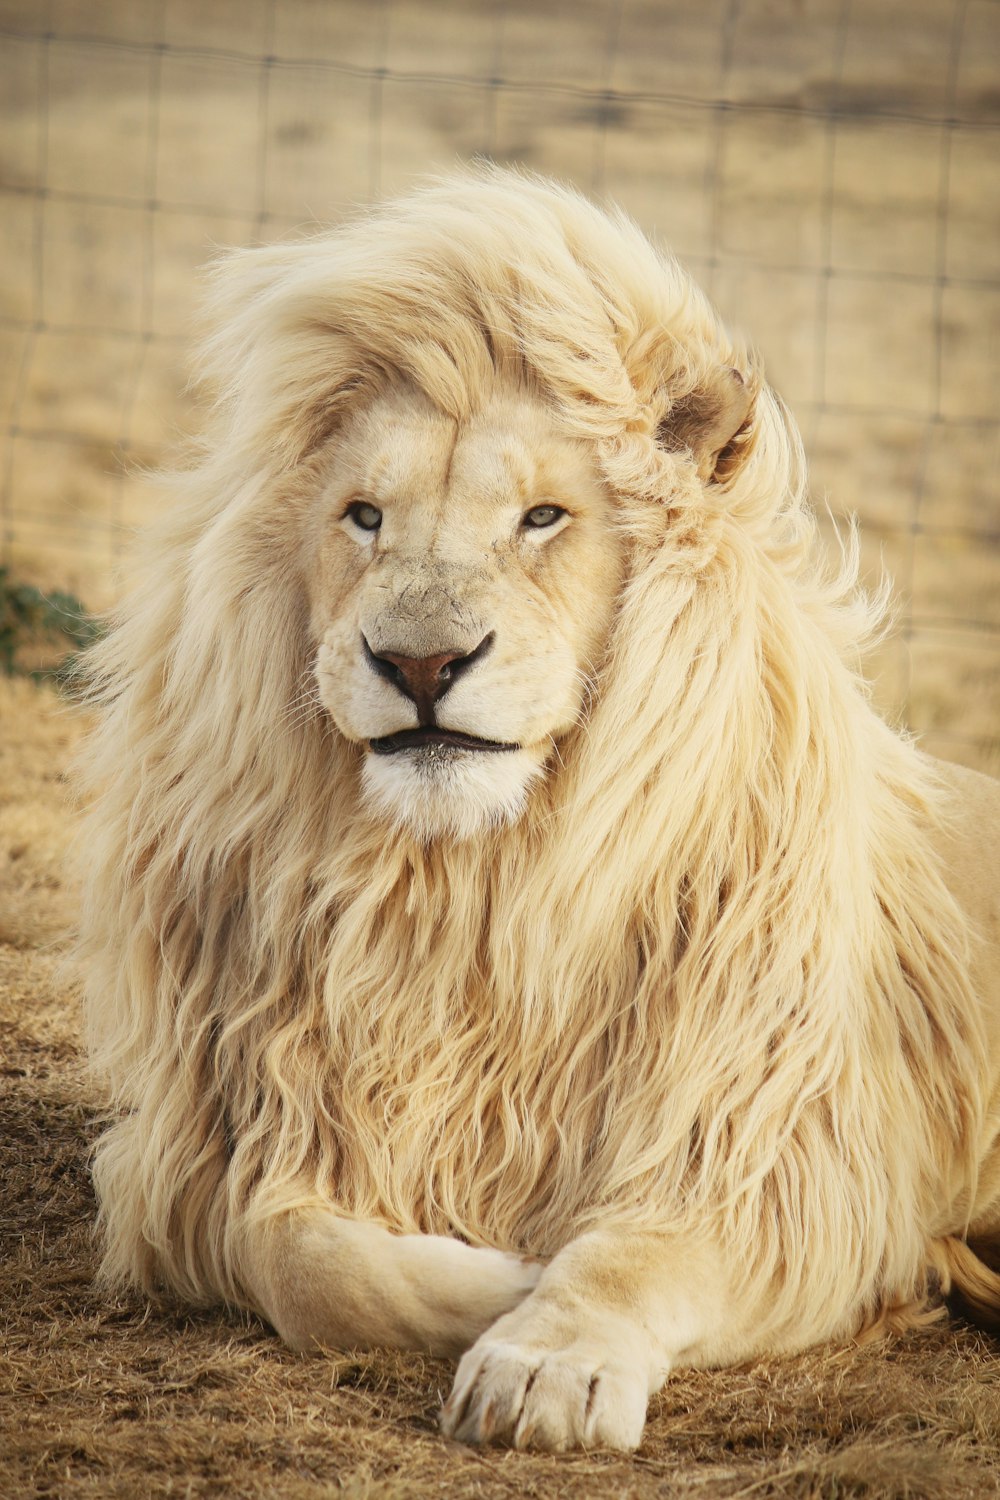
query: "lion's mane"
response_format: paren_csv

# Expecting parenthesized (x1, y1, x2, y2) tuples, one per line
(79, 168, 987, 1350)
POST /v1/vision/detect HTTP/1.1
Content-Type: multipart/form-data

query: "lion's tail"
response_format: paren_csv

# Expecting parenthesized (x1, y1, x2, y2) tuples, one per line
(935, 1235, 1000, 1332)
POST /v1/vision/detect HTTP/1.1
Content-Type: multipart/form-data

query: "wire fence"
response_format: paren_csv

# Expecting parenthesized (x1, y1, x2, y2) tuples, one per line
(1, 0, 998, 770)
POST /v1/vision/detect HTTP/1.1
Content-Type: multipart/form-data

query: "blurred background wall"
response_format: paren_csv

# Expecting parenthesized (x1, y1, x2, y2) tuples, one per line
(1, 0, 997, 770)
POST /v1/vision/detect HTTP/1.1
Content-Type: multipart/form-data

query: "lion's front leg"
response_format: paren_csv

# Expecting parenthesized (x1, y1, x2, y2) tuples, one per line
(440, 1227, 740, 1452)
(241, 1206, 542, 1358)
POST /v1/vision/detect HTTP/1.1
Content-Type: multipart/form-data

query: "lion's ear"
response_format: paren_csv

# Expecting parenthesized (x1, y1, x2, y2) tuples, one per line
(657, 367, 753, 482)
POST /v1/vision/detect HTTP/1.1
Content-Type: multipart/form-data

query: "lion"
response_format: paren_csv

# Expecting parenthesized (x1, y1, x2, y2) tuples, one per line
(78, 166, 1000, 1454)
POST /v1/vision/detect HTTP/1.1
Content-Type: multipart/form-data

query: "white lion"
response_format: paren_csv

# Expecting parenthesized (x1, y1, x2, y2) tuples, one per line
(79, 167, 1000, 1453)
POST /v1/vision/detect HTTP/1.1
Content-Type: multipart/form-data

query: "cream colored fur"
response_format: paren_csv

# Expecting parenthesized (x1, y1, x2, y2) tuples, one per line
(79, 167, 1000, 1454)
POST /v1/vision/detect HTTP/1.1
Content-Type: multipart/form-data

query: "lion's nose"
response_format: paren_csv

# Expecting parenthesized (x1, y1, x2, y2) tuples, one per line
(363, 632, 494, 723)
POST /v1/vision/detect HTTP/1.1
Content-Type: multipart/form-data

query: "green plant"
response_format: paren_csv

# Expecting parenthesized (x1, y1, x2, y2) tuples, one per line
(0, 566, 103, 684)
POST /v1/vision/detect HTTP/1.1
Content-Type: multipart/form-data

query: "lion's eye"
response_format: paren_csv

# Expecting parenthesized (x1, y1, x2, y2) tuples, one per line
(522, 505, 566, 530)
(346, 501, 383, 531)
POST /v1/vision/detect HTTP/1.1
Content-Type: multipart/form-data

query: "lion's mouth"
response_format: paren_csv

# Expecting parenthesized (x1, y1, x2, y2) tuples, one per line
(369, 727, 519, 755)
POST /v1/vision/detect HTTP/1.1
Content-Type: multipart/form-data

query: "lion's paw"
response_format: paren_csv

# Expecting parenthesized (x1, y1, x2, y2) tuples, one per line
(440, 1314, 650, 1452)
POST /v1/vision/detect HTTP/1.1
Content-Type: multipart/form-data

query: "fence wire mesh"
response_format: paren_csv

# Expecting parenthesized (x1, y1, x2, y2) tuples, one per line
(1, 0, 998, 770)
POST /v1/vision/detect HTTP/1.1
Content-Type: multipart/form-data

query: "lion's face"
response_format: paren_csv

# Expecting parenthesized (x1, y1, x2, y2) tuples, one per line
(305, 384, 625, 839)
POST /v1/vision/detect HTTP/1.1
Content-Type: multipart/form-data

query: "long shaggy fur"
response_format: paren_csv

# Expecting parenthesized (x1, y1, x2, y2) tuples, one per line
(79, 167, 993, 1353)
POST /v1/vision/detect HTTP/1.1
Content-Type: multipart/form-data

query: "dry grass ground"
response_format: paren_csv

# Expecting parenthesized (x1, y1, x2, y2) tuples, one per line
(2, 673, 1000, 1499)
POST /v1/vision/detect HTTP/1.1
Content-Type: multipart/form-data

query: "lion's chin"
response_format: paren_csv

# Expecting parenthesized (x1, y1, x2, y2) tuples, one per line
(361, 743, 545, 842)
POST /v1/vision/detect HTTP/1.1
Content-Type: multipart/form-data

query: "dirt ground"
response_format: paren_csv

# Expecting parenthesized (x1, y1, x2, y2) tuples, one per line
(3, 674, 1000, 1499)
